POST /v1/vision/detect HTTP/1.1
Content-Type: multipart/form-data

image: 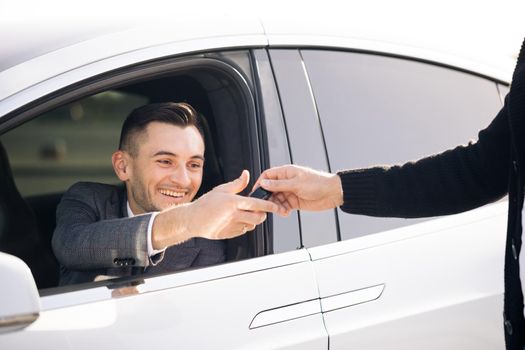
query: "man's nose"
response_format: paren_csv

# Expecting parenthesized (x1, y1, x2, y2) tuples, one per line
(169, 166, 191, 187)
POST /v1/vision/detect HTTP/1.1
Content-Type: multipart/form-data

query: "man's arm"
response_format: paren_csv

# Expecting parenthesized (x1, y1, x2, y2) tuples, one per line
(52, 182, 152, 270)
(53, 172, 278, 269)
(337, 102, 510, 218)
(259, 99, 510, 218)
(151, 170, 277, 249)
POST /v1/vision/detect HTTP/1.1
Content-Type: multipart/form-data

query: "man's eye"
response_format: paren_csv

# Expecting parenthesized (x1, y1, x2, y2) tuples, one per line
(157, 159, 171, 166)
(189, 162, 203, 169)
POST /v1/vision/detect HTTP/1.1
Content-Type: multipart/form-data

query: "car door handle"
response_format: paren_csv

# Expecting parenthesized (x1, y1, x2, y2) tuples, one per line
(249, 299, 321, 329)
(320, 284, 385, 313)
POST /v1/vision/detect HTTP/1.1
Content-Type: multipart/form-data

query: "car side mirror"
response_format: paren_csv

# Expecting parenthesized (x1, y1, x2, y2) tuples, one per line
(0, 252, 40, 334)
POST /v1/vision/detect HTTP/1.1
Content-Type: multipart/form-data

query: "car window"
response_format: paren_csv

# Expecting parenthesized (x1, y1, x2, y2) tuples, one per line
(301, 49, 503, 240)
(1, 91, 147, 197)
(0, 50, 297, 292)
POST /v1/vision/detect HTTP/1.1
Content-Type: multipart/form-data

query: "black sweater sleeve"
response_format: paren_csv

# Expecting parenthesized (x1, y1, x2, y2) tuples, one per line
(338, 98, 510, 218)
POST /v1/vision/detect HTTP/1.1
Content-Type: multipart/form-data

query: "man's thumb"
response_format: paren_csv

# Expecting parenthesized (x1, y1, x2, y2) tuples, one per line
(216, 170, 250, 194)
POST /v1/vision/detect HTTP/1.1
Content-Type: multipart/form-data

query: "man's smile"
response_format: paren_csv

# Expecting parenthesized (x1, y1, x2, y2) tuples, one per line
(159, 188, 188, 199)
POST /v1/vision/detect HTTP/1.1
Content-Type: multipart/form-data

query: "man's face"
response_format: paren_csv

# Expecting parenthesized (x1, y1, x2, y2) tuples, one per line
(123, 121, 205, 214)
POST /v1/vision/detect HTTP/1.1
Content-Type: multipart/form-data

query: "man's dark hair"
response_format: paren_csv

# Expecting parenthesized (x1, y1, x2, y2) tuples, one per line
(118, 102, 204, 157)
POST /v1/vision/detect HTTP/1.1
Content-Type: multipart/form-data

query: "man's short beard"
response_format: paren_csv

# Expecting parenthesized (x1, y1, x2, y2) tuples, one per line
(128, 178, 159, 213)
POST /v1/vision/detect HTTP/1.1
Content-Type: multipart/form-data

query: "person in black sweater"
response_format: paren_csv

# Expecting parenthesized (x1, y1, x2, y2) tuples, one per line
(257, 37, 525, 349)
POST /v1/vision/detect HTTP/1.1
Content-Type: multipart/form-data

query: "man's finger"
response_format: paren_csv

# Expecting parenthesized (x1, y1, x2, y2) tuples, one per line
(275, 207, 291, 217)
(274, 192, 291, 211)
(260, 178, 297, 193)
(237, 196, 279, 213)
(237, 211, 267, 226)
(259, 165, 293, 181)
(215, 170, 250, 194)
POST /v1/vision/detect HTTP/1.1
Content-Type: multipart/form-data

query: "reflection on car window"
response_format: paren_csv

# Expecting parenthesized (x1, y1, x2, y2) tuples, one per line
(302, 49, 503, 240)
(0, 91, 147, 197)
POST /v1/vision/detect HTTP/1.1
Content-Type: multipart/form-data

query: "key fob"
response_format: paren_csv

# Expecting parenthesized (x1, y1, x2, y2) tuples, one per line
(249, 187, 273, 200)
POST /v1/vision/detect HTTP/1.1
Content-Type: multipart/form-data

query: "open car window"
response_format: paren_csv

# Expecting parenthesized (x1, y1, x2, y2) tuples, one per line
(0, 50, 296, 293)
(1, 91, 146, 197)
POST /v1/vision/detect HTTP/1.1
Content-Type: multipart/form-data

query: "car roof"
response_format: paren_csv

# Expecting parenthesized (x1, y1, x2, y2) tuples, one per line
(0, 15, 519, 112)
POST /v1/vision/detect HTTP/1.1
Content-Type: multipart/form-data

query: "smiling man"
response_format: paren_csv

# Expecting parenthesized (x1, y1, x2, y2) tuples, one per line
(52, 102, 276, 285)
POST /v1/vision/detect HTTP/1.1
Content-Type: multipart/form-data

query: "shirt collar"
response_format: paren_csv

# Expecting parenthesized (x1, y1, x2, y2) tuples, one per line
(126, 201, 135, 218)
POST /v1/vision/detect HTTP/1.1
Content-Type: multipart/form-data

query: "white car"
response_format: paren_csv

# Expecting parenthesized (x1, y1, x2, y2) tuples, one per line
(0, 15, 515, 349)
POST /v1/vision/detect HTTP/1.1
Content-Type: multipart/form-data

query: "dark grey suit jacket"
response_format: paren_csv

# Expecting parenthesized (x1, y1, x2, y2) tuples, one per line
(52, 182, 225, 285)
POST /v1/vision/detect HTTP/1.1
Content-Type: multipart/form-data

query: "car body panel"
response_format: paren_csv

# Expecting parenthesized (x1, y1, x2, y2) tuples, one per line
(1, 250, 328, 349)
(0, 18, 267, 116)
(309, 202, 507, 348)
(261, 17, 516, 83)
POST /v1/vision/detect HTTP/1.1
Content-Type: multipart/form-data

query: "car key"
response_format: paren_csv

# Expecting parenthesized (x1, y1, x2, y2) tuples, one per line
(249, 186, 273, 200)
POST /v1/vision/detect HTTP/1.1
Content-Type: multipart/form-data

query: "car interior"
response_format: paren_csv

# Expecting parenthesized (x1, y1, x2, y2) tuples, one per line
(0, 63, 265, 291)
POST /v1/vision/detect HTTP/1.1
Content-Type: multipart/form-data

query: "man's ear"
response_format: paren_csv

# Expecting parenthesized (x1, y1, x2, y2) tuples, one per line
(112, 150, 131, 181)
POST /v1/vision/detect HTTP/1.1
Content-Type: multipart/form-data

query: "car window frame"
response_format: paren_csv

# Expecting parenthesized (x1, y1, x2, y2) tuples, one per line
(267, 48, 340, 248)
(251, 48, 303, 253)
(0, 49, 287, 300)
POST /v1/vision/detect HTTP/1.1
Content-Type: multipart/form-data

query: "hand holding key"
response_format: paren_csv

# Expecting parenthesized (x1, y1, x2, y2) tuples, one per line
(255, 165, 344, 216)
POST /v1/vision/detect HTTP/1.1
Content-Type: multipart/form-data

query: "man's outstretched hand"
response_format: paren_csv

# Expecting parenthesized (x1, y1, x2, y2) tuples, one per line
(152, 170, 278, 249)
(255, 165, 343, 216)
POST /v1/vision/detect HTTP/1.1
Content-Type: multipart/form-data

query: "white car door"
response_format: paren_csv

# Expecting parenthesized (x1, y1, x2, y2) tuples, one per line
(296, 48, 508, 348)
(0, 250, 327, 350)
(0, 25, 329, 350)
(0, 43, 328, 350)
(310, 205, 506, 349)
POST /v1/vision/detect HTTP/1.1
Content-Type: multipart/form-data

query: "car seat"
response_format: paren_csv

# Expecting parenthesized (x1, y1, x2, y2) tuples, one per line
(0, 141, 59, 288)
